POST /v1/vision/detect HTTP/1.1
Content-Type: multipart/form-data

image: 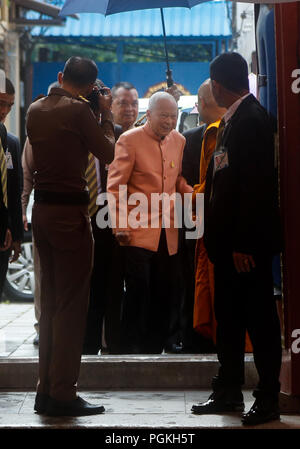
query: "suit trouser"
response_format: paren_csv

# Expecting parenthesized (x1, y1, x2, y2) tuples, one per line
(32, 237, 41, 333)
(0, 250, 9, 299)
(213, 254, 282, 401)
(32, 202, 93, 401)
(121, 230, 181, 353)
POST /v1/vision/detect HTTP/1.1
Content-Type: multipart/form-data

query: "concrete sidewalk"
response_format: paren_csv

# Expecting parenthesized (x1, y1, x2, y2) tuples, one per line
(0, 302, 300, 431)
(0, 389, 300, 430)
(0, 303, 38, 358)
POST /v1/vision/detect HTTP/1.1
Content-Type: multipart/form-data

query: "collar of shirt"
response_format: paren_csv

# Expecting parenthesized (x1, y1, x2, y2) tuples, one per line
(223, 92, 251, 124)
(48, 87, 74, 98)
(143, 121, 171, 143)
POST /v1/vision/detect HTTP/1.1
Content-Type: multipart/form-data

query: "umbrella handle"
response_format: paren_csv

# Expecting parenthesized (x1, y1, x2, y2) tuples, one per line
(166, 69, 174, 87)
(160, 8, 174, 87)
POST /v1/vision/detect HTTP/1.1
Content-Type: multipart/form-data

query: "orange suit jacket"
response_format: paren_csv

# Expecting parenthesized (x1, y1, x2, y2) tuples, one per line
(107, 122, 193, 255)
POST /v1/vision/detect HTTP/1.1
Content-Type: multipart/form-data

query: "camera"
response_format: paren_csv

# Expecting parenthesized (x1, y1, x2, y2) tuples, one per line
(87, 82, 107, 115)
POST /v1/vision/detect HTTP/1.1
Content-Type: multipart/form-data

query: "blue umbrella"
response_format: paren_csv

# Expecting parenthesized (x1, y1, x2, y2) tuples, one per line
(59, 0, 209, 86)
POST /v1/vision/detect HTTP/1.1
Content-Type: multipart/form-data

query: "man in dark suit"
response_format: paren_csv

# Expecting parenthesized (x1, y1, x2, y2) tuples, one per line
(182, 125, 206, 189)
(191, 52, 282, 425)
(0, 79, 23, 298)
(0, 123, 12, 251)
(82, 80, 125, 356)
(111, 82, 139, 133)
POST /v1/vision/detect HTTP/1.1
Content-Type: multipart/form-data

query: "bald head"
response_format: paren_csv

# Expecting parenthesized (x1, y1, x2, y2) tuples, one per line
(147, 92, 178, 138)
(198, 79, 216, 108)
(197, 78, 227, 125)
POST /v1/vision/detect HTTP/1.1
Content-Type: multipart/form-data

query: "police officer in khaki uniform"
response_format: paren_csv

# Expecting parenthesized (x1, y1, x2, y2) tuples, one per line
(26, 57, 115, 417)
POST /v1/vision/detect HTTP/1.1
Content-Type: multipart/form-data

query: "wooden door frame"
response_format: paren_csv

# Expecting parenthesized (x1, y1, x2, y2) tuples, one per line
(275, 2, 300, 398)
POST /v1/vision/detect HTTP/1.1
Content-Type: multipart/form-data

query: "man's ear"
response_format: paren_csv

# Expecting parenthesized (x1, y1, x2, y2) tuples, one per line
(58, 72, 63, 85)
(200, 96, 206, 110)
(146, 110, 151, 122)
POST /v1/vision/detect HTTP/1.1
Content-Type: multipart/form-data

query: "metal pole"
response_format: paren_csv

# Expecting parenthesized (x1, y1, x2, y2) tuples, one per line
(160, 8, 173, 87)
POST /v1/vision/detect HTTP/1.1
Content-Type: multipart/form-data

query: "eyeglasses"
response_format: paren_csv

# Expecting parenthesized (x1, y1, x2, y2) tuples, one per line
(115, 101, 138, 108)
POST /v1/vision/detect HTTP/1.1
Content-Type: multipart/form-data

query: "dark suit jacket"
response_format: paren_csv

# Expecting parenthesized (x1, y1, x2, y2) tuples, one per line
(6, 133, 24, 242)
(182, 124, 206, 187)
(99, 124, 121, 194)
(204, 94, 281, 263)
(0, 123, 8, 246)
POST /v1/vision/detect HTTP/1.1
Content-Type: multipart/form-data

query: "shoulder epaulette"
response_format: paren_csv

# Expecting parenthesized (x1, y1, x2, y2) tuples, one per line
(78, 95, 90, 104)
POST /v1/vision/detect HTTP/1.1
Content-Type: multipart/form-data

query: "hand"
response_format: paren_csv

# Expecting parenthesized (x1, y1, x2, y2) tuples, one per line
(23, 214, 28, 232)
(115, 231, 131, 246)
(98, 87, 113, 113)
(9, 241, 22, 262)
(165, 84, 181, 103)
(0, 229, 12, 252)
(233, 252, 256, 273)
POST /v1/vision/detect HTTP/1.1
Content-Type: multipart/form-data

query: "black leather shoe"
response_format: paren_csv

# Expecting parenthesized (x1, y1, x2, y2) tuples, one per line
(82, 347, 100, 355)
(34, 393, 50, 414)
(192, 396, 245, 414)
(164, 343, 183, 354)
(192, 388, 244, 415)
(242, 400, 280, 426)
(45, 396, 105, 417)
(33, 334, 39, 346)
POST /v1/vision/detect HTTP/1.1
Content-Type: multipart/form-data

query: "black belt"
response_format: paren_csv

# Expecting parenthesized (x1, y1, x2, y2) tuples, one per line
(34, 189, 89, 205)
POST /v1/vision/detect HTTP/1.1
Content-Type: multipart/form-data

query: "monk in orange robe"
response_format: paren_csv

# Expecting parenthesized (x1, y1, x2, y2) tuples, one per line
(193, 120, 220, 343)
(193, 80, 252, 352)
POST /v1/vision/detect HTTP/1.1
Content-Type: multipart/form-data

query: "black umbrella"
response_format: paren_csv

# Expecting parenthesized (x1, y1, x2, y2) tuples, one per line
(60, 0, 211, 87)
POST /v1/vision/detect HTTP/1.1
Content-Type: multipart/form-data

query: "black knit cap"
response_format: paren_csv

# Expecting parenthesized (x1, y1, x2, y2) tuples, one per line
(210, 52, 249, 93)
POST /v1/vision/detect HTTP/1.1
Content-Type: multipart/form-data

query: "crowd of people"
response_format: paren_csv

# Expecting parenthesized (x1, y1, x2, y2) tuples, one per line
(0, 52, 282, 424)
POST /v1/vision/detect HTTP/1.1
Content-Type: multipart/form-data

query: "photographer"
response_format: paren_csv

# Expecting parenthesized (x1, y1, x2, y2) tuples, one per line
(26, 56, 115, 417)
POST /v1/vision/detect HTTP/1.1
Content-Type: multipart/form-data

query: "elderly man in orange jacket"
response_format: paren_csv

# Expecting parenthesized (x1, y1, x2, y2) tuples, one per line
(107, 91, 192, 354)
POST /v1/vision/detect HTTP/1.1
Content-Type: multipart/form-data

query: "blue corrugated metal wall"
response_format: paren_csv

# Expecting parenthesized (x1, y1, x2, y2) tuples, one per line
(32, 61, 211, 98)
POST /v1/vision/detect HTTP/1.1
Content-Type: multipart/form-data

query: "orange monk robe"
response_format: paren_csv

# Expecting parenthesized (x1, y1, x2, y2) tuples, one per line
(193, 121, 253, 352)
(193, 121, 219, 343)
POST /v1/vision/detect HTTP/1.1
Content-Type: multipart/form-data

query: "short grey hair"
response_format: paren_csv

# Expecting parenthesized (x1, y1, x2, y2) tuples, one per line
(148, 91, 177, 111)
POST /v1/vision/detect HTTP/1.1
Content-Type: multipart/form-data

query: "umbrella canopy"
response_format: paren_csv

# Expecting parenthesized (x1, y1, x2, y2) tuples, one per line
(60, 0, 296, 16)
(60, 1, 207, 16)
(59, 1, 210, 86)
(59, 0, 295, 85)
(60, 0, 298, 16)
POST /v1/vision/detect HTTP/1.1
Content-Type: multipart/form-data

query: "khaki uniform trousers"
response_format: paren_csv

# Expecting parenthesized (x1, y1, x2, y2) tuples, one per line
(32, 202, 94, 401)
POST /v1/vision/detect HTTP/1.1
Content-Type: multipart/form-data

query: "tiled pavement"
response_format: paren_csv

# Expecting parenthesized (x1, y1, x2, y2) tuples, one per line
(0, 303, 300, 432)
(0, 389, 300, 430)
(0, 303, 38, 358)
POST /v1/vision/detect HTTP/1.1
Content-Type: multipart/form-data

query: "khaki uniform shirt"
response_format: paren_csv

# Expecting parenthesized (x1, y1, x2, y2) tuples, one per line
(26, 87, 115, 193)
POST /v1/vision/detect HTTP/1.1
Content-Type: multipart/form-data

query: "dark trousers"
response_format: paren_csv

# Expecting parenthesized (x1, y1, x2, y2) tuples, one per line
(32, 203, 93, 401)
(121, 230, 181, 353)
(0, 250, 9, 299)
(83, 213, 124, 354)
(213, 254, 282, 401)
